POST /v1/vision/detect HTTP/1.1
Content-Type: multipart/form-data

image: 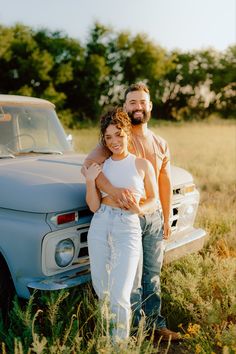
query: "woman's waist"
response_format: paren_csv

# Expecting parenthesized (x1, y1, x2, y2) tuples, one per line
(101, 196, 120, 208)
(101, 190, 142, 203)
(100, 198, 137, 215)
(101, 197, 160, 215)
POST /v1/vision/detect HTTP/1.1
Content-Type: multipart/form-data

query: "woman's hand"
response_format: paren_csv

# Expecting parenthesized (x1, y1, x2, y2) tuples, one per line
(83, 163, 102, 182)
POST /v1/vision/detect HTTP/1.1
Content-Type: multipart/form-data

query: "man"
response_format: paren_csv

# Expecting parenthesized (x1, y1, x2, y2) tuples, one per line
(83, 82, 180, 341)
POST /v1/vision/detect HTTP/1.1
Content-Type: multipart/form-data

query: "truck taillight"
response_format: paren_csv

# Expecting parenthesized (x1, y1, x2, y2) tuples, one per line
(57, 212, 78, 225)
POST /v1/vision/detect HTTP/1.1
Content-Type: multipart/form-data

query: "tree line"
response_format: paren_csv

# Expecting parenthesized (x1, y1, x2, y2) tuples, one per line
(0, 22, 235, 126)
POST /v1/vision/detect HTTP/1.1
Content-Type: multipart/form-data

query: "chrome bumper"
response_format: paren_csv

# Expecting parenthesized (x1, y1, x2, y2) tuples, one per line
(164, 228, 207, 264)
(27, 267, 91, 291)
(27, 228, 206, 292)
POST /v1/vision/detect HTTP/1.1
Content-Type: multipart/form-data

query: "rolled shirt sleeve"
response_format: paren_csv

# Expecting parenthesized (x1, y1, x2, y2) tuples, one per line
(83, 143, 111, 167)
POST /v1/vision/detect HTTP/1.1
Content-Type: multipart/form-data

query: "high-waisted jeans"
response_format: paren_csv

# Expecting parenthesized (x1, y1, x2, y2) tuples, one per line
(88, 204, 142, 340)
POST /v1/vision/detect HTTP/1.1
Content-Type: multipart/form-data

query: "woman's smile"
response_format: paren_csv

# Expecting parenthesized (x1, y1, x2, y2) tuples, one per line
(104, 124, 129, 158)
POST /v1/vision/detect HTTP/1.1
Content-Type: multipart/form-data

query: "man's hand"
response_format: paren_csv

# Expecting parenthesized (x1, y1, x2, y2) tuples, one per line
(163, 222, 171, 240)
(82, 164, 135, 209)
(110, 188, 134, 209)
(123, 193, 141, 214)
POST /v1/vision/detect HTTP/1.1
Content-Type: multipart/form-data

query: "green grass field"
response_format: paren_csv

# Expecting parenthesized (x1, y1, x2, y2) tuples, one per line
(1, 120, 235, 353)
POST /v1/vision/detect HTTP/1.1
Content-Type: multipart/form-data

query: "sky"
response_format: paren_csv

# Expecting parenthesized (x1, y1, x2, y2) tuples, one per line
(0, 0, 235, 51)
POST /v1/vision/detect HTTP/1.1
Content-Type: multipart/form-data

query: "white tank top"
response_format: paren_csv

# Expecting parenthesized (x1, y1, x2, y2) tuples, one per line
(101, 154, 145, 202)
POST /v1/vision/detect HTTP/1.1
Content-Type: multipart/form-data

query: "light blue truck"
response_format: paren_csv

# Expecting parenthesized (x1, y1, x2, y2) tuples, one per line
(0, 94, 206, 306)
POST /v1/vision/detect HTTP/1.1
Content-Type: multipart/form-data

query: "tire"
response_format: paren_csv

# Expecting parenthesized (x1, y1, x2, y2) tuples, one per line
(0, 257, 15, 321)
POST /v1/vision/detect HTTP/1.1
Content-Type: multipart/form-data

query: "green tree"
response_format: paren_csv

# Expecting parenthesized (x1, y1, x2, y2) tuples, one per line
(106, 31, 175, 116)
(0, 24, 54, 96)
(210, 46, 236, 117)
(33, 28, 85, 111)
(0, 23, 235, 124)
(77, 23, 112, 120)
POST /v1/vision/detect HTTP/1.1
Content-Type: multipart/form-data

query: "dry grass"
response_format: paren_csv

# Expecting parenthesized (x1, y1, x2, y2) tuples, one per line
(68, 120, 236, 192)
(1, 119, 235, 353)
(68, 119, 236, 352)
(68, 119, 236, 253)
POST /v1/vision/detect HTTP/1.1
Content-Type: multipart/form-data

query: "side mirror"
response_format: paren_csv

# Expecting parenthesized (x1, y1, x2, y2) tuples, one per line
(66, 134, 73, 146)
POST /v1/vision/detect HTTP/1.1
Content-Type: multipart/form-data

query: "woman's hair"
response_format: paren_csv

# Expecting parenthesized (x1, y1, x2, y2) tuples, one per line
(100, 107, 132, 147)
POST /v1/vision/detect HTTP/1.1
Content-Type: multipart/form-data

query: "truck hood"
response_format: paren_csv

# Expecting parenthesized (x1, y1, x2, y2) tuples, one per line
(0, 154, 87, 213)
(170, 166, 193, 188)
(0, 154, 193, 213)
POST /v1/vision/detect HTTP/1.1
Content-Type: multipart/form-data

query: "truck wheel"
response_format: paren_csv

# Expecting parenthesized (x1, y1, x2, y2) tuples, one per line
(0, 258, 15, 321)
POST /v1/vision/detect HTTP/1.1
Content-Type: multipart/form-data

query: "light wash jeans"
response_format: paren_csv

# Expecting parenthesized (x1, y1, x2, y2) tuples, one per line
(131, 210, 166, 330)
(88, 204, 142, 340)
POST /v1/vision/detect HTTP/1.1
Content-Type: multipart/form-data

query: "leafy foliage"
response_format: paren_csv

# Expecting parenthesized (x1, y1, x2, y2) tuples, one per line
(0, 22, 235, 127)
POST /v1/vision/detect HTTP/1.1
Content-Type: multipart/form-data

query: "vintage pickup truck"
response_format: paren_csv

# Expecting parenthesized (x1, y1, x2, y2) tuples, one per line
(0, 94, 206, 305)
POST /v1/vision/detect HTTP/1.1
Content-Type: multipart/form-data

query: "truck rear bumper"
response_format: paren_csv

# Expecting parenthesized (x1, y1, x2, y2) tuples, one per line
(164, 228, 206, 264)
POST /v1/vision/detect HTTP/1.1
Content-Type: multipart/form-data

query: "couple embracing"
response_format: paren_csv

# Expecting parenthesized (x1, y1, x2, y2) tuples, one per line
(82, 82, 180, 343)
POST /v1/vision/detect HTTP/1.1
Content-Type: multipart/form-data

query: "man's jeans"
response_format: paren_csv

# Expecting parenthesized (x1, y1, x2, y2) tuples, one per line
(88, 204, 142, 340)
(131, 210, 166, 329)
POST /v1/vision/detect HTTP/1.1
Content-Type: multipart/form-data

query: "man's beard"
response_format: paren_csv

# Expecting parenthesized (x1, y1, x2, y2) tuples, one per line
(127, 110, 151, 125)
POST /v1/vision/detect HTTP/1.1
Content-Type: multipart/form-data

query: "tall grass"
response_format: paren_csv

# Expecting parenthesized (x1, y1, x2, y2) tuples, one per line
(1, 119, 235, 353)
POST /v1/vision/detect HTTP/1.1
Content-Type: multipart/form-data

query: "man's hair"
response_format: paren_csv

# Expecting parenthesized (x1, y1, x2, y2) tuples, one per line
(124, 82, 150, 101)
(100, 107, 132, 147)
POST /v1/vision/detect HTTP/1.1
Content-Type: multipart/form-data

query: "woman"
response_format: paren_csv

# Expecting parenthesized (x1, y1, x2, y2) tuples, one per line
(83, 108, 158, 341)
